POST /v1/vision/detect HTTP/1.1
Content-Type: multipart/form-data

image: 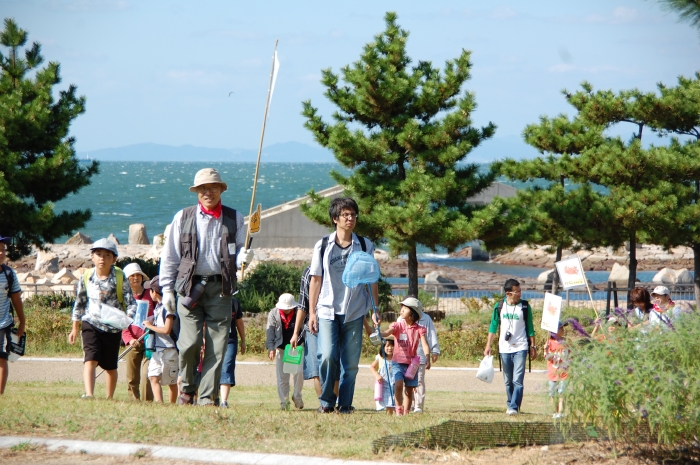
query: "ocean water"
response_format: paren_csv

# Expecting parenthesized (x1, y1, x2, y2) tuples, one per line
(55, 161, 348, 244)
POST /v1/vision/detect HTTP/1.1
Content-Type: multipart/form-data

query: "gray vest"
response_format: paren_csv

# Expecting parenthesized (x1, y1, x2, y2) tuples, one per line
(174, 205, 238, 297)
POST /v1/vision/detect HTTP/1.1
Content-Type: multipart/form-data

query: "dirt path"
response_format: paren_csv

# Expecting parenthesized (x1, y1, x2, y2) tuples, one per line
(11, 358, 549, 395)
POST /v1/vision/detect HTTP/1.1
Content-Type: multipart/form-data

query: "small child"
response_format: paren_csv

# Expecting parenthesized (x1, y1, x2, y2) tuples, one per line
(544, 321, 569, 419)
(142, 276, 178, 403)
(69, 238, 136, 399)
(0, 235, 26, 395)
(369, 336, 395, 414)
(380, 297, 430, 416)
(265, 293, 303, 410)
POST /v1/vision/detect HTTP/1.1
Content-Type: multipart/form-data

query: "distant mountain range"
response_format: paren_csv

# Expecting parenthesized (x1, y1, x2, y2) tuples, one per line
(83, 136, 539, 163)
(84, 141, 337, 163)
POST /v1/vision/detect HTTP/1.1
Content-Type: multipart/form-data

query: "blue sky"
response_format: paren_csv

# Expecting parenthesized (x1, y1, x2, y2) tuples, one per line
(3, 0, 699, 160)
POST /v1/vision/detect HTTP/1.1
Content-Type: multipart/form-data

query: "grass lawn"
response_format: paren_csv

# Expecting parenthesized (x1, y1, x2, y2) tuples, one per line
(0, 381, 553, 462)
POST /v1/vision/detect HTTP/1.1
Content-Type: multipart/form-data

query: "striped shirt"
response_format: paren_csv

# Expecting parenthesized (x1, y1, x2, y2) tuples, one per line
(0, 266, 21, 330)
(160, 204, 246, 292)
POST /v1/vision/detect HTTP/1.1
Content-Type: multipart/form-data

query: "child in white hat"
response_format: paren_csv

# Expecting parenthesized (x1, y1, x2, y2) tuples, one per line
(265, 293, 304, 410)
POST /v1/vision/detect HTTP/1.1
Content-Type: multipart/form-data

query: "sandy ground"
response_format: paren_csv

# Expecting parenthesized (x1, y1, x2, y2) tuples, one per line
(9, 358, 549, 395)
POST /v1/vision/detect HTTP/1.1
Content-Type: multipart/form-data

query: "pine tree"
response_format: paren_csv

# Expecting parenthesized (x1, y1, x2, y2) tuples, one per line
(301, 12, 496, 296)
(0, 18, 98, 259)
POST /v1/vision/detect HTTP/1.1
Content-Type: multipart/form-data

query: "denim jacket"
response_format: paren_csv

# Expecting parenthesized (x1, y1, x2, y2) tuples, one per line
(309, 231, 375, 323)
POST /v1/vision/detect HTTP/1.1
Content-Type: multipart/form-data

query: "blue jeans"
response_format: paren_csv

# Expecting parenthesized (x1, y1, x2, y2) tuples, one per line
(303, 328, 319, 380)
(317, 314, 364, 411)
(500, 350, 527, 411)
(220, 339, 238, 386)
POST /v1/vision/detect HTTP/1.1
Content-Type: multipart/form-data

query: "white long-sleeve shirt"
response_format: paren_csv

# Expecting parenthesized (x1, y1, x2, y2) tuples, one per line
(160, 205, 245, 292)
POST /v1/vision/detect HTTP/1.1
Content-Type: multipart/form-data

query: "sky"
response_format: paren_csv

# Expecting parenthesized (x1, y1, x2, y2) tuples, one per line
(2, 0, 699, 159)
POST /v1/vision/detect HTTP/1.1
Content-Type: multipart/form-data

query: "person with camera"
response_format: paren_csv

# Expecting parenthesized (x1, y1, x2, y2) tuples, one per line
(159, 168, 252, 406)
(483, 278, 536, 416)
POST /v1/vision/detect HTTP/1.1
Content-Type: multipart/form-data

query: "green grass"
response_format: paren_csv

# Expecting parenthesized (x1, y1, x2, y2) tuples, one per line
(0, 381, 552, 461)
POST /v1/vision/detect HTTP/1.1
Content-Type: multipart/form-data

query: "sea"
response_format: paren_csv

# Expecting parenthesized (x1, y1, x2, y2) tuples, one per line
(55, 161, 659, 284)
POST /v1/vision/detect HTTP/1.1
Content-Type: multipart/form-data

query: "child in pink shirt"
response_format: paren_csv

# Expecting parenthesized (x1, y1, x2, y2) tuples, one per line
(380, 297, 430, 416)
(544, 322, 569, 419)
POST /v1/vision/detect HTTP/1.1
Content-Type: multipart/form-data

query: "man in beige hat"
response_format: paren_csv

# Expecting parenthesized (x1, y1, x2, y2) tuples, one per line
(160, 168, 253, 406)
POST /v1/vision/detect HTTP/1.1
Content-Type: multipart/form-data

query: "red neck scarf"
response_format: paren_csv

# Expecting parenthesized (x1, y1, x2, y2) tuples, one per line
(198, 201, 222, 219)
(279, 309, 295, 329)
(653, 298, 674, 313)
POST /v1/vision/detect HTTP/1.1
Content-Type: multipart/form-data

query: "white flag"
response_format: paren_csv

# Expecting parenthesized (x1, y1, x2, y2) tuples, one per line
(555, 256, 587, 290)
(268, 50, 280, 111)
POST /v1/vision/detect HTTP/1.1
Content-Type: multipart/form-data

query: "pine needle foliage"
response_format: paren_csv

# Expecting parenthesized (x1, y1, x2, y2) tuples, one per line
(0, 18, 98, 260)
(301, 12, 496, 295)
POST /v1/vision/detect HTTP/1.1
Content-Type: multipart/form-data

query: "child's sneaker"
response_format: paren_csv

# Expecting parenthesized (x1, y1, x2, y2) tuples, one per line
(413, 408, 423, 414)
(178, 391, 194, 406)
(395, 406, 405, 416)
(220, 401, 229, 408)
(80, 394, 94, 400)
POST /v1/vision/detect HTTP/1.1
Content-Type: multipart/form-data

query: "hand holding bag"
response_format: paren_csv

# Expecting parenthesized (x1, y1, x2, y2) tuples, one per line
(476, 355, 495, 383)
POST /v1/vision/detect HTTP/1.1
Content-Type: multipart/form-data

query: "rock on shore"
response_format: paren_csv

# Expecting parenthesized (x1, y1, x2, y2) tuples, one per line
(490, 244, 694, 271)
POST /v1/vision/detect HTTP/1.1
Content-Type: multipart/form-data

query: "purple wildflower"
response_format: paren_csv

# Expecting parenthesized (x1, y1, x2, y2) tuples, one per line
(614, 380, 622, 386)
(566, 318, 591, 338)
(626, 366, 634, 374)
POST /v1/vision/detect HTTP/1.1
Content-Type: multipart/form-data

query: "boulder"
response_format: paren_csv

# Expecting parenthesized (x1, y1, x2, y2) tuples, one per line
(424, 271, 458, 291)
(35, 250, 59, 273)
(53, 268, 77, 284)
(65, 231, 93, 245)
(152, 234, 165, 247)
(607, 263, 629, 287)
(129, 224, 149, 245)
(674, 268, 693, 284)
(537, 269, 556, 291)
(652, 267, 677, 285)
(107, 233, 121, 245)
(21, 272, 38, 283)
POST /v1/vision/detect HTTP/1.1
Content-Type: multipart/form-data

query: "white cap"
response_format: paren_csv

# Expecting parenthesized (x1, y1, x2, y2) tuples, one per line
(399, 297, 423, 320)
(276, 293, 299, 310)
(123, 263, 149, 281)
(651, 286, 670, 296)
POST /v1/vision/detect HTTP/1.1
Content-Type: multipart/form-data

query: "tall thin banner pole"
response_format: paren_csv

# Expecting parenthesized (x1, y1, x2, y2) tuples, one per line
(242, 40, 279, 279)
(579, 255, 600, 319)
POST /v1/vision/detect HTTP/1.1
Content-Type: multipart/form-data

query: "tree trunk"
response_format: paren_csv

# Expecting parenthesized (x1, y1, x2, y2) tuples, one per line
(627, 232, 637, 290)
(551, 245, 563, 294)
(408, 244, 419, 298)
(693, 242, 700, 312)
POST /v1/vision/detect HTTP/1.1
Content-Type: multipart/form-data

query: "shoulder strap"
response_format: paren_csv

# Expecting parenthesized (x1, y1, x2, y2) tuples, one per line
(114, 266, 125, 310)
(358, 235, 367, 252)
(82, 269, 92, 293)
(496, 299, 504, 318)
(319, 235, 329, 262)
(2, 265, 15, 316)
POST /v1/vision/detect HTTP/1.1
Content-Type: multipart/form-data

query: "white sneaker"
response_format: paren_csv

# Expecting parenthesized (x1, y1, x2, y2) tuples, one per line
(506, 408, 518, 415)
(413, 408, 423, 414)
(553, 413, 561, 419)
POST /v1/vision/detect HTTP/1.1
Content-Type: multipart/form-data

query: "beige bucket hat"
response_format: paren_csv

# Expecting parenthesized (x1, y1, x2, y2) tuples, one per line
(276, 293, 299, 310)
(399, 297, 423, 320)
(189, 168, 228, 193)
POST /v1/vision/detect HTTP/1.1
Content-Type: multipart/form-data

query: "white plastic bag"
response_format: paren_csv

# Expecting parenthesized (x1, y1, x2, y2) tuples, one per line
(99, 303, 133, 330)
(476, 355, 494, 383)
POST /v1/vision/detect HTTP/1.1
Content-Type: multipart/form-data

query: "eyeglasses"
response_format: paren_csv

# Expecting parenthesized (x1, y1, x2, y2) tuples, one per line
(197, 185, 220, 194)
(340, 213, 358, 220)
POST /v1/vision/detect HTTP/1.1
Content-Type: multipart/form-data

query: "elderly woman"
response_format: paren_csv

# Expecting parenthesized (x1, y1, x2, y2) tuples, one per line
(122, 263, 155, 401)
(649, 286, 683, 327)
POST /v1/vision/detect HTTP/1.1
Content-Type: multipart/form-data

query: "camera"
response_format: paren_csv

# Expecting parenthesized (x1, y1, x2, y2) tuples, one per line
(369, 330, 382, 346)
(180, 280, 206, 310)
(505, 331, 512, 341)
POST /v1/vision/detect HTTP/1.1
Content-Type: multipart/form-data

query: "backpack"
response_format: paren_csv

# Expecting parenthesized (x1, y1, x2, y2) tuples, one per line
(2, 264, 18, 317)
(162, 306, 181, 346)
(495, 298, 532, 373)
(299, 234, 368, 308)
(82, 266, 125, 310)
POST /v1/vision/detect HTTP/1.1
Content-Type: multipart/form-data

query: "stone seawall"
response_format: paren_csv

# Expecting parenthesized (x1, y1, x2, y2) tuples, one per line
(491, 244, 694, 271)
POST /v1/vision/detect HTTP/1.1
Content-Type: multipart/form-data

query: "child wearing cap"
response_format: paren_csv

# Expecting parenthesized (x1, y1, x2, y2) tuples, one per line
(0, 236, 26, 395)
(649, 286, 684, 328)
(121, 262, 155, 401)
(265, 293, 304, 410)
(69, 238, 137, 399)
(379, 297, 430, 416)
(143, 276, 179, 403)
(544, 322, 569, 419)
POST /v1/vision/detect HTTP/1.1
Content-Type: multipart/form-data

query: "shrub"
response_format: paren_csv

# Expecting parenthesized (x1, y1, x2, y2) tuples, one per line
(237, 262, 306, 313)
(565, 312, 700, 452)
(115, 257, 160, 279)
(25, 292, 74, 310)
(22, 303, 81, 356)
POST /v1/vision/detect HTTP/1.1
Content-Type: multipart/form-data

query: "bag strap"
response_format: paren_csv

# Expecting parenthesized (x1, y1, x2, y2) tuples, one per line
(2, 264, 15, 317)
(83, 267, 125, 310)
